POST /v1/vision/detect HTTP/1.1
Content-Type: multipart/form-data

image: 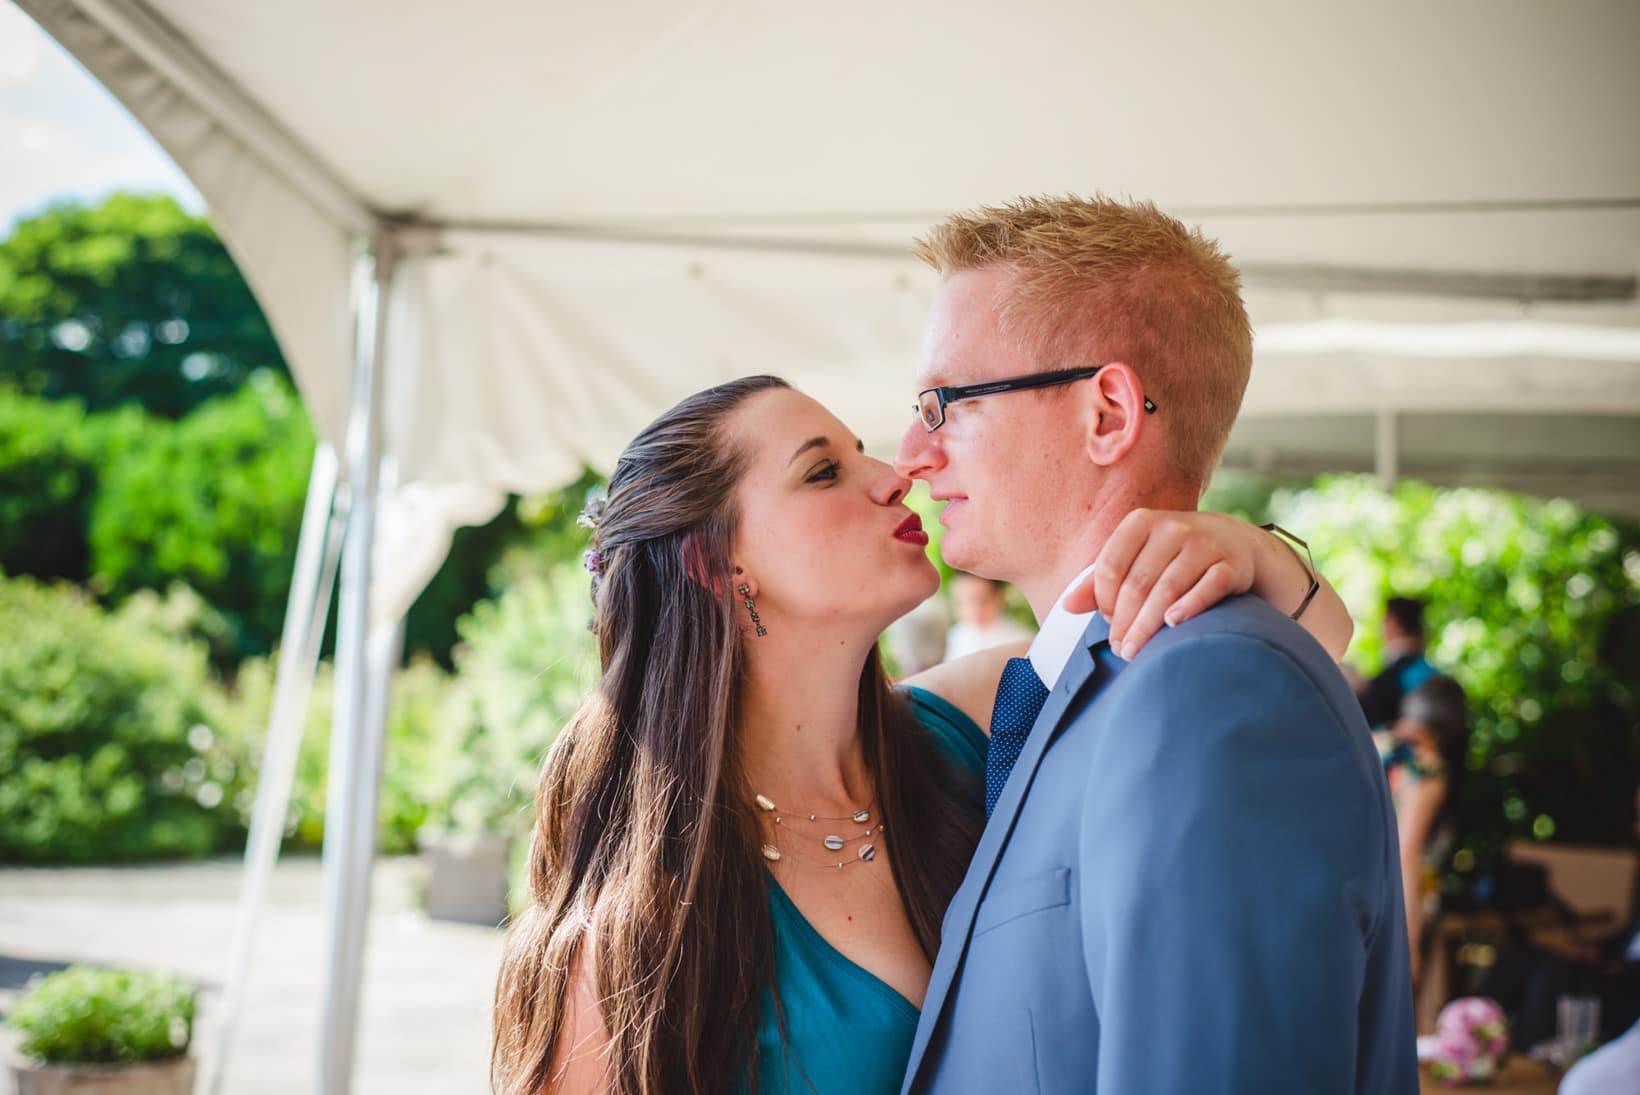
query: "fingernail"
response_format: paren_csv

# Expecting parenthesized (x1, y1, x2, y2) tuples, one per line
(1163, 614, 1178, 628)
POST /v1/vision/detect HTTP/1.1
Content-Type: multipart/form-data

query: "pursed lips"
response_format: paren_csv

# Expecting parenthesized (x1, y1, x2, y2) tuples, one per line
(893, 512, 929, 545)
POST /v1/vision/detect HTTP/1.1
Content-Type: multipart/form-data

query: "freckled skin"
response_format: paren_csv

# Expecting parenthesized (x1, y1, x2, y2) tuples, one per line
(893, 268, 1103, 608)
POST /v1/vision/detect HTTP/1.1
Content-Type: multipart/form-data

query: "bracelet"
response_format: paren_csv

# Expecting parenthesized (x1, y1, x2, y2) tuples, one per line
(1260, 523, 1321, 622)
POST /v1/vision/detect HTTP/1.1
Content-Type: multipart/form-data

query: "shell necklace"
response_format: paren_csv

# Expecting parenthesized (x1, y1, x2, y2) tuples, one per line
(754, 792, 883, 869)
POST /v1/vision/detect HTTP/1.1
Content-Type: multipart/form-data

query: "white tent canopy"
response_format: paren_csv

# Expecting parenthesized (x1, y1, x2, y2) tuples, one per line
(19, 0, 1640, 606)
(15, 1, 1640, 1091)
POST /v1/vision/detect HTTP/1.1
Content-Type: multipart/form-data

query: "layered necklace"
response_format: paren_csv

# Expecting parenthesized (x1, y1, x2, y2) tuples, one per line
(754, 792, 884, 869)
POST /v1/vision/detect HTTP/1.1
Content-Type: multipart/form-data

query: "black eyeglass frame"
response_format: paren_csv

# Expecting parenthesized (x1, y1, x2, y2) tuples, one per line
(914, 364, 1158, 432)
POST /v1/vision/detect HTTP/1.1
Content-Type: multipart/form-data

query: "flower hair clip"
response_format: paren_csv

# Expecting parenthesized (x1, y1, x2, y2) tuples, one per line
(583, 548, 604, 578)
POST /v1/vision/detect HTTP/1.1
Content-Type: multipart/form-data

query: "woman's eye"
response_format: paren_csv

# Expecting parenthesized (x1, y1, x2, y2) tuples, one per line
(806, 461, 840, 484)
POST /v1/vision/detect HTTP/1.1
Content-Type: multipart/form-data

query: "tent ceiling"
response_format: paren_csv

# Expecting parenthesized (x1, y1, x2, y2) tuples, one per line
(151, 2, 1639, 264)
(16, 0, 1640, 615)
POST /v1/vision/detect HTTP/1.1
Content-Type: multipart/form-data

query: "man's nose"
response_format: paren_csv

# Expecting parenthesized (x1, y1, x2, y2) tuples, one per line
(893, 418, 942, 481)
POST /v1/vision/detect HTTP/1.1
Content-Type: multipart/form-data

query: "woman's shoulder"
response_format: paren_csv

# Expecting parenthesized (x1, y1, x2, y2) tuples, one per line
(899, 639, 1028, 733)
(900, 685, 987, 778)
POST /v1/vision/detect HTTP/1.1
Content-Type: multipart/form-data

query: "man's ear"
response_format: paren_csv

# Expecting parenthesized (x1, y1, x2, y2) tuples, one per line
(1082, 362, 1148, 468)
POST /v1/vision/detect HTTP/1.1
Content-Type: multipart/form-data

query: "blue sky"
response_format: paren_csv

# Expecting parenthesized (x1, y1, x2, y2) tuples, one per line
(0, 1, 199, 233)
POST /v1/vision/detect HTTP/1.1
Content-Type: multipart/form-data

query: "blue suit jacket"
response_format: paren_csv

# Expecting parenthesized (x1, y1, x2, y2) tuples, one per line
(903, 596, 1418, 1094)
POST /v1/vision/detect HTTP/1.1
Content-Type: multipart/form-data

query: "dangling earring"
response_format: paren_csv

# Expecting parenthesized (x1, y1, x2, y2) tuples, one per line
(738, 584, 767, 637)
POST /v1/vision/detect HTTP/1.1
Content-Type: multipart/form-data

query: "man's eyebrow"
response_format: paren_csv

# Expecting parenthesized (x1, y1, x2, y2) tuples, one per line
(787, 436, 830, 466)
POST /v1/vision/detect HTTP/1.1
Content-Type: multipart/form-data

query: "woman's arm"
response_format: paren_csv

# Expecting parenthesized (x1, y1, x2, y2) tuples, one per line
(1396, 775, 1447, 986)
(902, 512, 1353, 730)
(542, 936, 614, 1093)
(1062, 510, 1354, 661)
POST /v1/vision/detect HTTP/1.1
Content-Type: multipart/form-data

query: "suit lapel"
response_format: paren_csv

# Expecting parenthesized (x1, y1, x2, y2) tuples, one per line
(904, 615, 1115, 1091)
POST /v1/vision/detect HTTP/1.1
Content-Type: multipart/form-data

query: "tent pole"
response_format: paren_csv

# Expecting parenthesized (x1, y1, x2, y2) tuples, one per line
(1375, 409, 1399, 489)
(318, 239, 395, 1095)
(206, 441, 346, 1095)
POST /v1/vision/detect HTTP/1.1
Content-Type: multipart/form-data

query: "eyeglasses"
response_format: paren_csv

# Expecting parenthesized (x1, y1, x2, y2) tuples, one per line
(913, 364, 1158, 432)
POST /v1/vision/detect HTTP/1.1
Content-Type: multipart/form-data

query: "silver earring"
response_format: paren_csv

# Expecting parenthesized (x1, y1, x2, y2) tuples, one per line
(738, 583, 767, 637)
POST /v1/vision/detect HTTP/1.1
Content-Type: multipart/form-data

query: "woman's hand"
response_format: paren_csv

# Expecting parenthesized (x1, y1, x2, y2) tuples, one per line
(1063, 510, 1353, 661)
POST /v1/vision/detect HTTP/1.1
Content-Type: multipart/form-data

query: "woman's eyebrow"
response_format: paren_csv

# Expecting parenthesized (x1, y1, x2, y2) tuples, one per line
(786, 436, 830, 466)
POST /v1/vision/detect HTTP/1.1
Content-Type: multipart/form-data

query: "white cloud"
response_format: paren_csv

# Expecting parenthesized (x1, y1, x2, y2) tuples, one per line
(0, 3, 44, 83)
(0, 1, 200, 230)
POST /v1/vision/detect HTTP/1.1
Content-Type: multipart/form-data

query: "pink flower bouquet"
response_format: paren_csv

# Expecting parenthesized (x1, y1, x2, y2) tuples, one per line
(1427, 997, 1511, 1084)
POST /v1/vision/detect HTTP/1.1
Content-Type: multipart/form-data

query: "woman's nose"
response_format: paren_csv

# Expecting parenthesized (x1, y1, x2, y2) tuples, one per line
(868, 457, 912, 507)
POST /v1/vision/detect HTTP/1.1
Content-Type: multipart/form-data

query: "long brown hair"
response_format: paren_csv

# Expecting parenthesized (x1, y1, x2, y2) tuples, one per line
(492, 376, 981, 1094)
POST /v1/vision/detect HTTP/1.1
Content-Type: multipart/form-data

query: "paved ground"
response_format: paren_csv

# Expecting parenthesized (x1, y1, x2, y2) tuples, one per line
(0, 856, 503, 1094)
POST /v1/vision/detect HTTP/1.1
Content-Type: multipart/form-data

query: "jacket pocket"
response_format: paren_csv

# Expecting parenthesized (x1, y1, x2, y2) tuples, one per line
(974, 866, 1071, 936)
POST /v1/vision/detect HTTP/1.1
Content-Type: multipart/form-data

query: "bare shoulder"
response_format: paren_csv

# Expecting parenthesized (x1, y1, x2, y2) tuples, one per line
(900, 639, 1030, 737)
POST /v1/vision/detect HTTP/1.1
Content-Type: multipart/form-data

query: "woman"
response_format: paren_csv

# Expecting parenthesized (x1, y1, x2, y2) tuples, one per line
(493, 376, 1352, 1095)
(1384, 673, 1469, 984)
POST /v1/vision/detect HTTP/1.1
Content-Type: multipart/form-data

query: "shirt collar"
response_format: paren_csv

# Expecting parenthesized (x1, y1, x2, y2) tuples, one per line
(1026, 562, 1102, 688)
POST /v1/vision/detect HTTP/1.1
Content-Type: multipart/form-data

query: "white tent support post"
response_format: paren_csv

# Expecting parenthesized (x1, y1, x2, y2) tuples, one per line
(318, 240, 397, 1095)
(206, 440, 346, 1095)
(1375, 409, 1400, 489)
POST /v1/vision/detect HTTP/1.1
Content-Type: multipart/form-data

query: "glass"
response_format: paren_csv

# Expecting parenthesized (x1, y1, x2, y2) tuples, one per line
(1557, 994, 1601, 1062)
(914, 364, 1157, 432)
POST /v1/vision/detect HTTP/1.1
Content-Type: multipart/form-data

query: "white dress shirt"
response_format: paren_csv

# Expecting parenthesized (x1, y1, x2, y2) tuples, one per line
(1026, 562, 1102, 689)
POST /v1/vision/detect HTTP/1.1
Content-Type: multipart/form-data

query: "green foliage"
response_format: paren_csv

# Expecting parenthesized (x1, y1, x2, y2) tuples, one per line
(429, 562, 597, 836)
(214, 654, 456, 855)
(0, 575, 252, 863)
(87, 376, 314, 659)
(0, 194, 287, 418)
(405, 501, 527, 670)
(1271, 475, 1640, 865)
(0, 393, 98, 583)
(10, 965, 194, 1065)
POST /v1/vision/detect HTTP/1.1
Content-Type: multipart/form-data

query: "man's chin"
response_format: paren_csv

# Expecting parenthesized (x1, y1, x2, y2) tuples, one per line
(938, 530, 983, 575)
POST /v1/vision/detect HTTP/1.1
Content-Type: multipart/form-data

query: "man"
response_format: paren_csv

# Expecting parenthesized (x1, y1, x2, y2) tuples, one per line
(894, 196, 1417, 1093)
(945, 573, 1035, 660)
(1359, 596, 1439, 729)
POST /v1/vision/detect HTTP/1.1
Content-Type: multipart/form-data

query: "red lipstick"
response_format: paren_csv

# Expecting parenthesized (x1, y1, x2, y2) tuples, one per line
(893, 512, 929, 546)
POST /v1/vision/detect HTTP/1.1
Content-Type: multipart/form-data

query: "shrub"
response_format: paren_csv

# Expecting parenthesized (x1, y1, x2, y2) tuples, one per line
(0, 574, 251, 863)
(426, 562, 597, 838)
(9, 966, 195, 1065)
(215, 654, 455, 855)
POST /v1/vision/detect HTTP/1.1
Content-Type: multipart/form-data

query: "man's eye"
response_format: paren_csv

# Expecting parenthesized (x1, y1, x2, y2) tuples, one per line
(806, 461, 840, 484)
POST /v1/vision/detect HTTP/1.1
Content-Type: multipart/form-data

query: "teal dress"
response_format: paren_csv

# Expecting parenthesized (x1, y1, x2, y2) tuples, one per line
(742, 687, 987, 1095)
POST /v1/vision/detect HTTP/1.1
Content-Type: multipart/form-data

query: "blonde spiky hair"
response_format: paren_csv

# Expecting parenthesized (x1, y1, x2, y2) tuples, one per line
(914, 195, 1253, 492)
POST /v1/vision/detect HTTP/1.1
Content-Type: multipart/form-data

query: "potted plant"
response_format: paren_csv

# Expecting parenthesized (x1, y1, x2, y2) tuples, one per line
(7, 966, 196, 1095)
(420, 566, 595, 926)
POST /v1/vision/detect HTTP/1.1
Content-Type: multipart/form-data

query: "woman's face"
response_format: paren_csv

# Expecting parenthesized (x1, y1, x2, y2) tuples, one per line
(727, 388, 940, 638)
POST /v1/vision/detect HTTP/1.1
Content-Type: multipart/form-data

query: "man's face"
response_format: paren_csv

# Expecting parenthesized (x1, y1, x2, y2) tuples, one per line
(894, 267, 1091, 587)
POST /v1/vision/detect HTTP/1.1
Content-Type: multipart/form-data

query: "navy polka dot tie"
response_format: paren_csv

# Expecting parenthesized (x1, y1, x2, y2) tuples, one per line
(985, 657, 1051, 819)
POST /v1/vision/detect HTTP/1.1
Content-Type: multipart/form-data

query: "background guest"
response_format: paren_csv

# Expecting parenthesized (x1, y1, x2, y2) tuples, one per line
(1360, 596, 1440, 729)
(942, 573, 1033, 661)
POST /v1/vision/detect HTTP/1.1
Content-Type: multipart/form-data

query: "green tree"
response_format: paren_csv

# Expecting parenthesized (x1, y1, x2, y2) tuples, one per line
(0, 393, 98, 583)
(1271, 476, 1640, 869)
(88, 376, 315, 658)
(0, 194, 287, 418)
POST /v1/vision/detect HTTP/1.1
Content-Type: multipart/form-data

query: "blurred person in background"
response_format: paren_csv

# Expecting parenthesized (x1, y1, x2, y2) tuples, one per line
(1383, 673, 1470, 985)
(1360, 596, 1439, 729)
(942, 573, 1033, 661)
(882, 592, 950, 676)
